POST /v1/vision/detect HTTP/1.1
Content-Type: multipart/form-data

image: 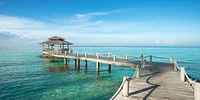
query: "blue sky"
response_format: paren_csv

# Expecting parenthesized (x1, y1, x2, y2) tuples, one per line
(0, 0, 200, 46)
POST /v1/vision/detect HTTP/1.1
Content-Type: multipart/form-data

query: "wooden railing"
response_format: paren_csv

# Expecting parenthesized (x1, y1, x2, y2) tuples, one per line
(110, 65, 141, 100)
(109, 55, 200, 100)
(172, 58, 200, 100)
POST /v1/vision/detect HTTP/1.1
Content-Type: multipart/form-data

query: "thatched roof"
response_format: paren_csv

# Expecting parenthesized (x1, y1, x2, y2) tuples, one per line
(48, 36, 65, 41)
(39, 36, 73, 45)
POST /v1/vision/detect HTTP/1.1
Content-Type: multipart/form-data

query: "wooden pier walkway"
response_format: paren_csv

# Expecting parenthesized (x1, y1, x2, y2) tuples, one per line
(114, 62, 194, 100)
(46, 51, 199, 100)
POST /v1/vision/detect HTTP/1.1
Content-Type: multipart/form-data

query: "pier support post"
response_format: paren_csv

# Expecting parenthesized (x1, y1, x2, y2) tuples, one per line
(64, 58, 67, 65)
(78, 59, 80, 70)
(74, 59, 77, 69)
(126, 54, 129, 60)
(96, 62, 100, 72)
(170, 56, 173, 64)
(136, 65, 140, 78)
(194, 82, 200, 100)
(85, 60, 88, 69)
(108, 64, 111, 73)
(180, 67, 185, 81)
(174, 61, 178, 71)
(150, 55, 152, 62)
(141, 54, 143, 64)
(122, 76, 130, 97)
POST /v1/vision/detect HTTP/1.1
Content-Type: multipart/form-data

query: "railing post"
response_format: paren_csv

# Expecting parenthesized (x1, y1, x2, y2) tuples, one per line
(77, 52, 79, 57)
(142, 59, 146, 68)
(141, 54, 143, 64)
(150, 55, 152, 62)
(170, 56, 173, 64)
(122, 76, 130, 97)
(108, 52, 111, 59)
(174, 61, 178, 71)
(96, 53, 99, 59)
(194, 82, 200, 100)
(85, 52, 88, 57)
(180, 67, 185, 81)
(135, 65, 140, 78)
(126, 54, 129, 60)
(113, 55, 116, 61)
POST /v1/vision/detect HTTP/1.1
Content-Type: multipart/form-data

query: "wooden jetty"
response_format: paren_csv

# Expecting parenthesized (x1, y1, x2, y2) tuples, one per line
(44, 51, 200, 100)
(39, 36, 200, 100)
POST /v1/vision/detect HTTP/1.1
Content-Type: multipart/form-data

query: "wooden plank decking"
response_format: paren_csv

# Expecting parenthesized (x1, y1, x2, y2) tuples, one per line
(115, 62, 194, 100)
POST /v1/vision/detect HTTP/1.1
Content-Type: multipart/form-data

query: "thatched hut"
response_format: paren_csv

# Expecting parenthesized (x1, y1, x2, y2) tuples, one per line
(39, 36, 73, 55)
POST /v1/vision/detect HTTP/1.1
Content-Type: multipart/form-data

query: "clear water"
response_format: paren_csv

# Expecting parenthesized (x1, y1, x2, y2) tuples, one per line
(0, 46, 199, 100)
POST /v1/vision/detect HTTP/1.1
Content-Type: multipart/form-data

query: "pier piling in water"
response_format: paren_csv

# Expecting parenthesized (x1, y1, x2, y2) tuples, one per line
(74, 59, 77, 69)
(96, 62, 100, 72)
(108, 64, 111, 73)
(78, 59, 80, 70)
(85, 60, 88, 69)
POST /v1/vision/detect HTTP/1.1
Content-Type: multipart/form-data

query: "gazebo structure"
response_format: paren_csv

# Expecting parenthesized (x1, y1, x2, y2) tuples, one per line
(39, 36, 73, 55)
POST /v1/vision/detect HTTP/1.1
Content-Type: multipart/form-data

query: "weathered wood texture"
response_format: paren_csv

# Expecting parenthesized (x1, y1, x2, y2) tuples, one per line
(115, 62, 194, 100)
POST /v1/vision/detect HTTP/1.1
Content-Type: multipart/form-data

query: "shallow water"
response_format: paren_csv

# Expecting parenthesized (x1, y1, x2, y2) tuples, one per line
(0, 46, 199, 100)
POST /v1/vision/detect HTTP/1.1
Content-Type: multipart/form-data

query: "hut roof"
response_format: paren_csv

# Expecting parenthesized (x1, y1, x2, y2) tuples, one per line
(39, 36, 73, 45)
(48, 36, 65, 41)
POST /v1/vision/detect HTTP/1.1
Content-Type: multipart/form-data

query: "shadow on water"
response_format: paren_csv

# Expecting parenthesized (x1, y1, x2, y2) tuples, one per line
(43, 65, 69, 72)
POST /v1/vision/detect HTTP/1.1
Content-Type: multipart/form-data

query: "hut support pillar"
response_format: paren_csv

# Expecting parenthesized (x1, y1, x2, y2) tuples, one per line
(96, 62, 100, 72)
(108, 64, 111, 73)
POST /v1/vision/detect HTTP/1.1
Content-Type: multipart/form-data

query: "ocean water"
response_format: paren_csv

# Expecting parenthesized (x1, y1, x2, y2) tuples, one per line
(0, 46, 199, 100)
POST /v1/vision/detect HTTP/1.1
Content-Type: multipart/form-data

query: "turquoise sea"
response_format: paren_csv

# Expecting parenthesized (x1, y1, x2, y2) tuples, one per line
(0, 46, 200, 100)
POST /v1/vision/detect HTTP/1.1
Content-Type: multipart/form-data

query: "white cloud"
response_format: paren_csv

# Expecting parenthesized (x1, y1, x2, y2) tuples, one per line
(156, 40, 159, 44)
(164, 40, 175, 44)
(76, 12, 108, 18)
